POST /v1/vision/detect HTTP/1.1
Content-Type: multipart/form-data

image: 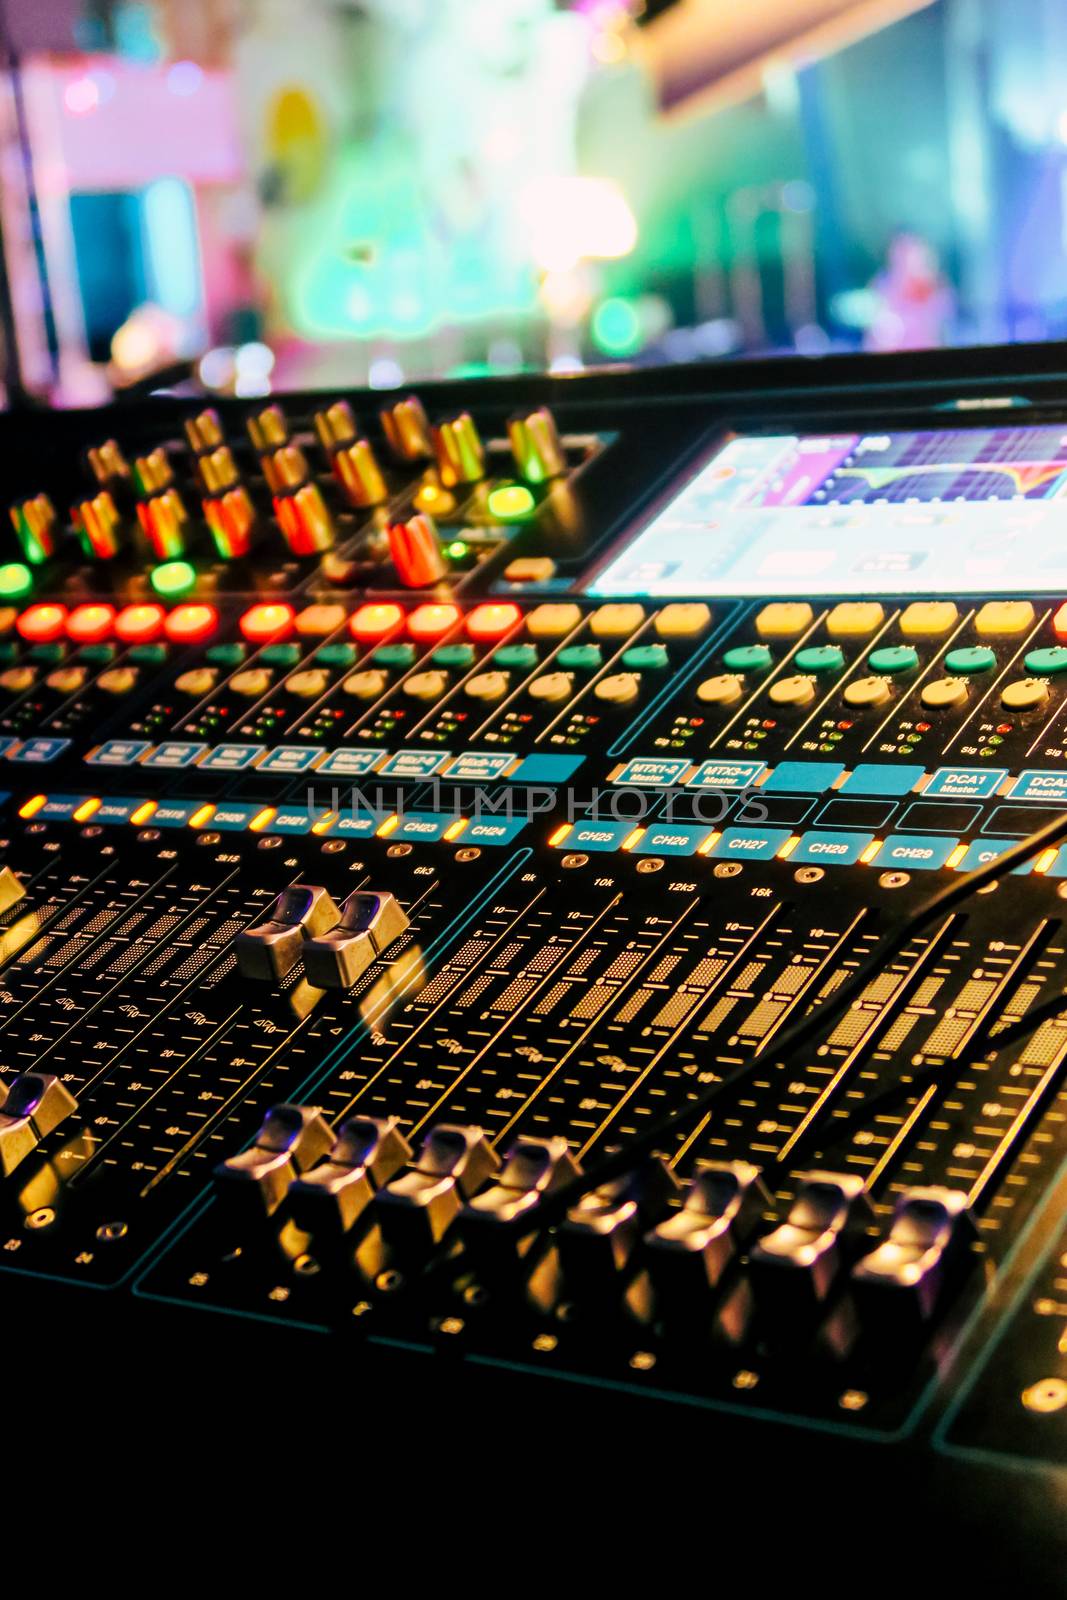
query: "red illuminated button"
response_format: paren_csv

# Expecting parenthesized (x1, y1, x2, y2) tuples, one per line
(165, 604, 218, 644)
(240, 602, 295, 644)
(466, 603, 520, 643)
(350, 602, 404, 644)
(17, 603, 67, 643)
(67, 603, 116, 643)
(407, 603, 459, 643)
(115, 603, 166, 644)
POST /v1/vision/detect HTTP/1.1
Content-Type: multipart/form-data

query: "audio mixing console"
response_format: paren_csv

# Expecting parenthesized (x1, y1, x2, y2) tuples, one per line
(1, 345, 1066, 1552)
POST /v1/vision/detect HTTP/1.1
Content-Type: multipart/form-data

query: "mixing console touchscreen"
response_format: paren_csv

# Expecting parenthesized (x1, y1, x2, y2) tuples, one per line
(0, 347, 1064, 1558)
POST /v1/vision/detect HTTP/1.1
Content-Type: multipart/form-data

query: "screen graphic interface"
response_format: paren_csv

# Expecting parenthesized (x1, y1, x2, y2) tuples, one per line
(590, 425, 1067, 597)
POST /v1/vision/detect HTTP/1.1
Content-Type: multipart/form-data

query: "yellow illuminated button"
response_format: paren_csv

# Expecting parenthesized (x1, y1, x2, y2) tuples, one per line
(975, 600, 1035, 637)
(1053, 601, 1067, 639)
(503, 557, 557, 584)
(97, 666, 139, 696)
(231, 668, 273, 698)
(755, 602, 813, 639)
(464, 670, 509, 702)
(295, 604, 346, 637)
(590, 603, 646, 638)
(696, 673, 743, 706)
(526, 603, 581, 638)
(403, 669, 449, 702)
(287, 669, 330, 699)
(900, 601, 958, 637)
(528, 672, 572, 703)
(843, 674, 891, 708)
(594, 671, 641, 705)
(0, 666, 35, 693)
(175, 667, 218, 697)
(826, 601, 885, 637)
(0, 608, 17, 636)
(45, 666, 88, 694)
(1001, 677, 1050, 712)
(654, 602, 712, 639)
(921, 676, 968, 710)
(343, 668, 388, 700)
(768, 674, 816, 707)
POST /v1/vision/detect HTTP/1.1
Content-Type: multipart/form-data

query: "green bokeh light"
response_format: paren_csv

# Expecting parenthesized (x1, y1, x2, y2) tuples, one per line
(591, 296, 642, 356)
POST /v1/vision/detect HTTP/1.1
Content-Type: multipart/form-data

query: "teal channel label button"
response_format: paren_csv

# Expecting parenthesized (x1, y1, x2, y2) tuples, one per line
(924, 767, 1006, 800)
(687, 759, 765, 789)
(1009, 770, 1067, 802)
(838, 763, 924, 797)
(763, 761, 844, 794)
(612, 757, 690, 787)
(633, 823, 714, 856)
(462, 817, 528, 846)
(953, 839, 1032, 875)
(792, 831, 874, 866)
(557, 819, 634, 852)
(879, 834, 958, 870)
(709, 826, 793, 862)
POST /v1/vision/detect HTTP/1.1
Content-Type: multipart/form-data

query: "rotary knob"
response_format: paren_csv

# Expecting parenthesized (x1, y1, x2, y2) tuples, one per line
(433, 413, 485, 487)
(246, 404, 289, 453)
(387, 513, 447, 587)
(508, 407, 565, 483)
(380, 396, 433, 461)
(333, 440, 387, 507)
(313, 400, 358, 454)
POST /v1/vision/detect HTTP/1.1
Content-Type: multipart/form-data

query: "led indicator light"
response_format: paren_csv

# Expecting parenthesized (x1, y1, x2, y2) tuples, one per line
(164, 604, 218, 644)
(150, 559, 197, 598)
(66, 603, 116, 643)
(350, 603, 404, 644)
(466, 602, 520, 642)
(16, 603, 67, 643)
(240, 602, 295, 643)
(487, 483, 536, 520)
(0, 563, 33, 601)
(115, 604, 166, 644)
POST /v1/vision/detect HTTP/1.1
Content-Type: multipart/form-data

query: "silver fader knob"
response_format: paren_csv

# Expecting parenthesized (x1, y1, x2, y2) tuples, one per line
(214, 1104, 334, 1218)
(645, 1160, 768, 1306)
(234, 884, 341, 983)
(302, 890, 409, 990)
(749, 1171, 873, 1311)
(289, 1115, 412, 1239)
(461, 1135, 581, 1261)
(377, 1124, 500, 1254)
(852, 1186, 974, 1323)
(0, 1072, 78, 1178)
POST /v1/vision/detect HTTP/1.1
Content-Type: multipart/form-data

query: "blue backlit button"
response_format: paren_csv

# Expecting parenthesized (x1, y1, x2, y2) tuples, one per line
(378, 749, 451, 779)
(0, 737, 14, 759)
(318, 748, 382, 778)
(198, 744, 265, 772)
(462, 816, 528, 846)
(925, 766, 1007, 800)
(210, 804, 261, 832)
(441, 751, 515, 783)
(394, 812, 458, 842)
(506, 753, 585, 783)
(265, 808, 316, 836)
(633, 823, 713, 857)
(838, 763, 923, 797)
(39, 795, 81, 820)
(8, 737, 70, 764)
(710, 826, 793, 862)
(331, 811, 386, 837)
(722, 644, 772, 673)
(152, 801, 203, 829)
(792, 831, 874, 867)
(687, 758, 766, 789)
(141, 741, 207, 770)
(763, 761, 845, 795)
(257, 746, 325, 775)
(879, 834, 958, 870)
(86, 739, 152, 767)
(95, 798, 141, 825)
(953, 838, 1032, 875)
(611, 757, 690, 787)
(1009, 769, 1067, 802)
(557, 819, 634, 852)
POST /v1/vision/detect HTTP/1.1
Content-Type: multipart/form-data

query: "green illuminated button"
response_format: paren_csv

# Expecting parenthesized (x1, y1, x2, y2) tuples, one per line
(945, 646, 996, 674)
(432, 642, 476, 668)
(445, 540, 470, 561)
(373, 642, 417, 668)
(0, 563, 32, 601)
(1024, 645, 1067, 675)
(315, 642, 357, 668)
(129, 642, 167, 665)
(207, 642, 247, 667)
(28, 642, 64, 664)
(0, 641, 17, 664)
(493, 643, 538, 670)
(260, 643, 301, 667)
(77, 643, 117, 665)
(487, 483, 536, 520)
(722, 644, 772, 672)
(150, 559, 197, 598)
(622, 643, 669, 671)
(557, 644, 602, 672)
(794, 644, 844, 673)
(868, 645, 919, 674)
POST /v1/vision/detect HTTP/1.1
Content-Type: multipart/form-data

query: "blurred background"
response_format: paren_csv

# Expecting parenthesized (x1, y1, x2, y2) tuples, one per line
(0, 0, 1065, 406)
